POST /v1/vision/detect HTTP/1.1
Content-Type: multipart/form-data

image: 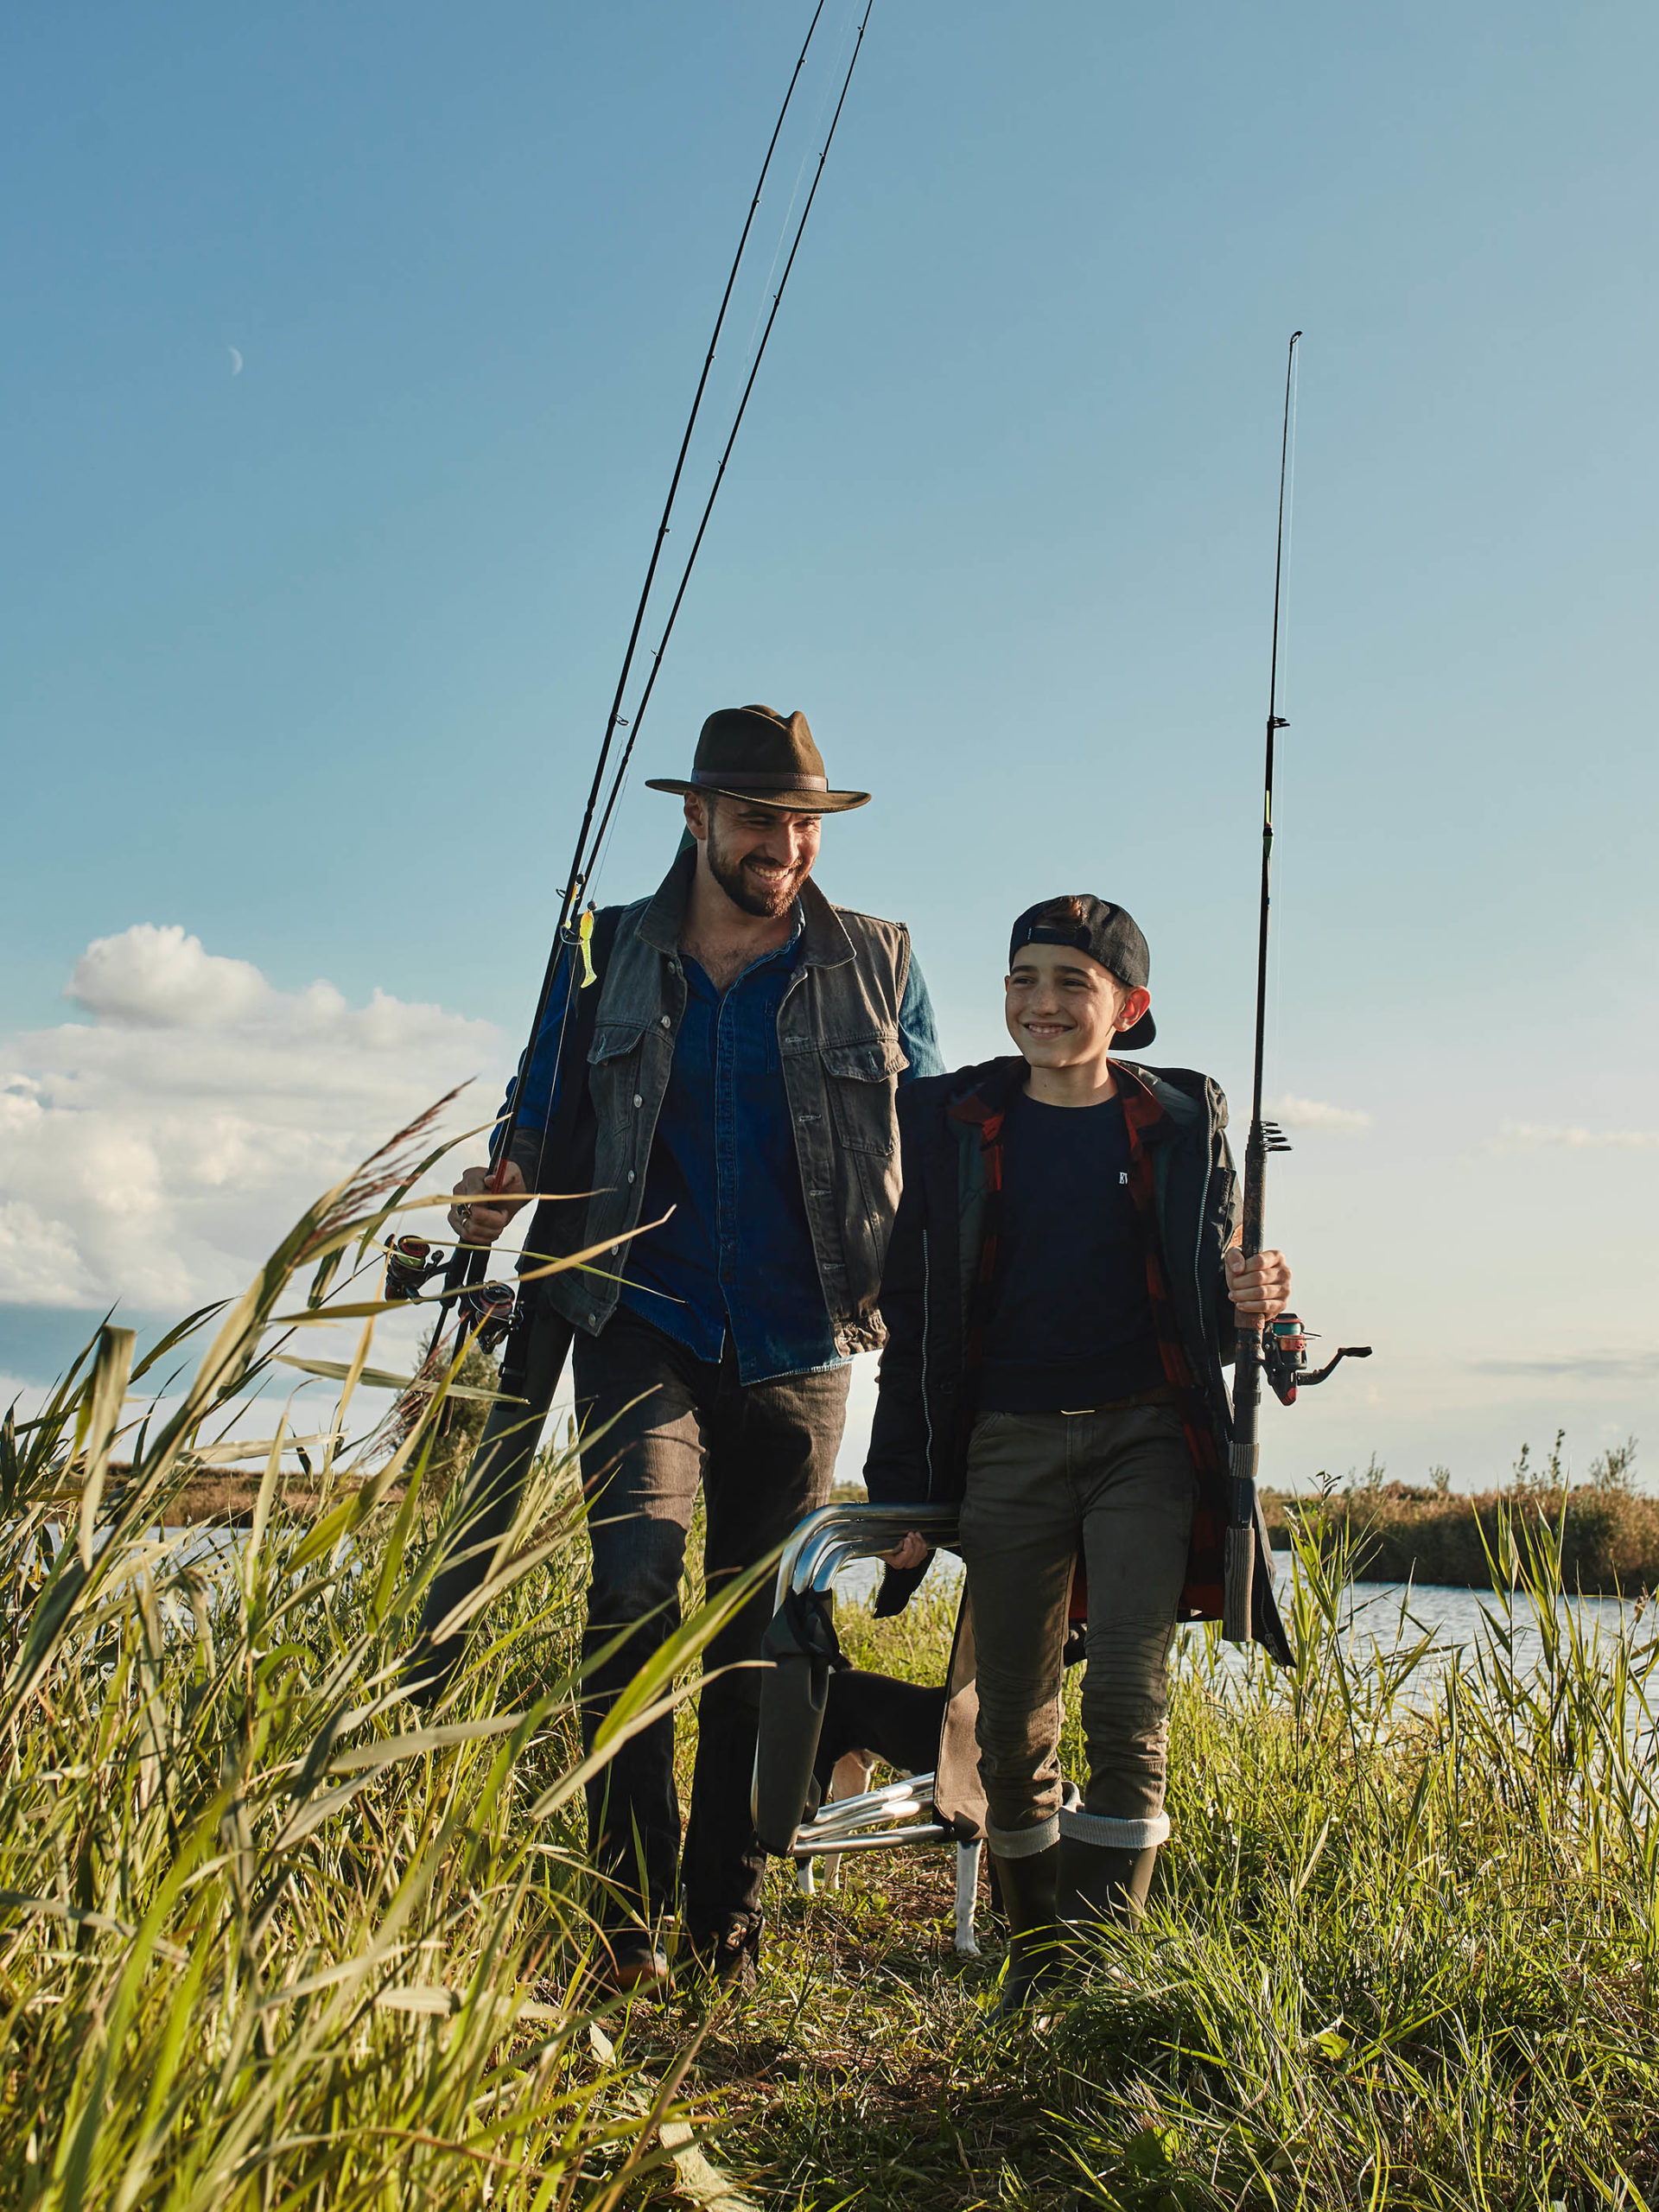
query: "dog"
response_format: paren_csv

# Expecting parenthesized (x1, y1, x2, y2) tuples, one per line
(793, 1665, 986, 1952)
(792, 1618, 1090, 1952)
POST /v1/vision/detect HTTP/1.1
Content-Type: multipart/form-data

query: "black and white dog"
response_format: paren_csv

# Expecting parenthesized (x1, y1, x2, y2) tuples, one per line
(798, 1623, 1089, 1952)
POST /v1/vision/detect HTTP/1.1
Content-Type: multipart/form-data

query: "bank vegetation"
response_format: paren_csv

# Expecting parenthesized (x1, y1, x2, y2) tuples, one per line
(4, 1120, 1657, 2208)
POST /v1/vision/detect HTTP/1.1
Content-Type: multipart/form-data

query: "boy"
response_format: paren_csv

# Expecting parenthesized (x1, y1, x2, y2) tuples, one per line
(865, 894, 1293, 2009)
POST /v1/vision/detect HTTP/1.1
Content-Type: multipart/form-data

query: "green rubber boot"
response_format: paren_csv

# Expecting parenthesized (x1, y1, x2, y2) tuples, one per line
(1058, 1834, 1158, 1936)
(988, 1842, 1062, 2015)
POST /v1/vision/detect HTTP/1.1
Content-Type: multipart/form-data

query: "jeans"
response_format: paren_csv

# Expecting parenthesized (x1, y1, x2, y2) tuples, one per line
(572, 1307, 849, 1940)
(956, 1403, 1196, 1857)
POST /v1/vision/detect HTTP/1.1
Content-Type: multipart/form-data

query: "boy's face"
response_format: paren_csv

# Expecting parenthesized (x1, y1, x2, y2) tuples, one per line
(1004, 942, 1152, 1069)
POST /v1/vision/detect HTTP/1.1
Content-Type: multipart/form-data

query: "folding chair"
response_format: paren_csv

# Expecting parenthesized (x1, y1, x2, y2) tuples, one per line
(751, 1502, 989, 1955)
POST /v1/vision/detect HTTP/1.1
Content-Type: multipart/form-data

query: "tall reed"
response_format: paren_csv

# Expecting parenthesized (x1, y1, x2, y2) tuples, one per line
(0, 1111, 750, 2212)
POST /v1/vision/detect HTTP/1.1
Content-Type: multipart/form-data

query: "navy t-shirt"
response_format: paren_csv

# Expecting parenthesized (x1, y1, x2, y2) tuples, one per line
(978, 1087, 1165, 1414)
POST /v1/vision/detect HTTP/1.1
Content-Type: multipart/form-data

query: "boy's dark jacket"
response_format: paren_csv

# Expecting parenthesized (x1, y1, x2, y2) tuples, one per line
(862, 1053, 1293, 1664)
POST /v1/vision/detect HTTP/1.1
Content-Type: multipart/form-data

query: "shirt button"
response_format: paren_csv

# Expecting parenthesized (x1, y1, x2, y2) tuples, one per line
(627, 1169, 636, 1184)
(632, 1094, 643, 1109)
(659, 1014, 671, 1028)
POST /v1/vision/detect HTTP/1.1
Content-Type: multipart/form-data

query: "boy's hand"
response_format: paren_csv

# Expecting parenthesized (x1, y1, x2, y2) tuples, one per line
(877, 1529, 929, 1572)
(1225, 1245, 1292, 1325)
(448, 1160, 528, 1244)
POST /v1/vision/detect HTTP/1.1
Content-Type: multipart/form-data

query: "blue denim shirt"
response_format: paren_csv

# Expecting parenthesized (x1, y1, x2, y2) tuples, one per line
(499, 906, 942, 1382)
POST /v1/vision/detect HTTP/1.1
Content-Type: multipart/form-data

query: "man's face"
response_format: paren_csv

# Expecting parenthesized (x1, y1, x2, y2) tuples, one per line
(690, 796, 823, 918)
(1004, 942, 1150, 1068)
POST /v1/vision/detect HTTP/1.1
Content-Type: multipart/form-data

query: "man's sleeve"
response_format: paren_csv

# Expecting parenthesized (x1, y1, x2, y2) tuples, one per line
(491, 952, 576, 1180)
(897, 949, 945, 1084)
(862, 1084, 934, 1504)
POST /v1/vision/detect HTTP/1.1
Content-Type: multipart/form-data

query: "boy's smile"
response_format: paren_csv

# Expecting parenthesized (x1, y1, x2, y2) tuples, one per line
(1004, 942, 1153, 1103)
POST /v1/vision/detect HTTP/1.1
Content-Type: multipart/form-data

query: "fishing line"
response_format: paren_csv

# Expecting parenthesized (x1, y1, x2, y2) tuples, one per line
(581, 1, 875, 874)
(737, 0, 860, 369)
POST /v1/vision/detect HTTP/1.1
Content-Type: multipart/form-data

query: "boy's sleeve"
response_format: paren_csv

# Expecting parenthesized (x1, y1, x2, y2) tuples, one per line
(862, 1083, 936, 1503)
(1208, 1117, 1243, 1362)
(896, 950, 945, 1083)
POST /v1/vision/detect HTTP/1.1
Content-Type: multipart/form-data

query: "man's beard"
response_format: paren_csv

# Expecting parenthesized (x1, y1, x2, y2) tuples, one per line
(706, 830, 810, 918)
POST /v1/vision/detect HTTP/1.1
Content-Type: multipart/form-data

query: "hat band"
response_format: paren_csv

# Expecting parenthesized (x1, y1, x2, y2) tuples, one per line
(690, 768, 829, 791)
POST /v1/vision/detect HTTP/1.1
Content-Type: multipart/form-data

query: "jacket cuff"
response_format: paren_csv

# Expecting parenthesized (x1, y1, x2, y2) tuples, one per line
(507, 1128, 544, 1185)
(872, 1554, 933, 1618)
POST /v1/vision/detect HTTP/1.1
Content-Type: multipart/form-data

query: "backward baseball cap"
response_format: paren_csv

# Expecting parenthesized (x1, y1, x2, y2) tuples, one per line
(1007, 894, 1156, 1050)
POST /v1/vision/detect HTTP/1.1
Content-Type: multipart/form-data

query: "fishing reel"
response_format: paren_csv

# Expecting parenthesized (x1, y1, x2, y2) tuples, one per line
(454, 1278, 517, 1357)
(382, 1234, 451, 1301)
(1264, 1313, 1372, 1407)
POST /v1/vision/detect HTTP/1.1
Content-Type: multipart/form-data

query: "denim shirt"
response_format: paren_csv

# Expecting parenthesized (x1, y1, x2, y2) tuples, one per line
(499, 906, 942, 1382)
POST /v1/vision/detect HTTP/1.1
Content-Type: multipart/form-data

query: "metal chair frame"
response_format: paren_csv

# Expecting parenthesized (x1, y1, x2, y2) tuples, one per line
(762, 1502, 984, 1953)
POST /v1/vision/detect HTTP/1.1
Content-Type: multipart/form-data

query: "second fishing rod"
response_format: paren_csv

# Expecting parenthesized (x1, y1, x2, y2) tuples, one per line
(1222, 331, 1372, 1645)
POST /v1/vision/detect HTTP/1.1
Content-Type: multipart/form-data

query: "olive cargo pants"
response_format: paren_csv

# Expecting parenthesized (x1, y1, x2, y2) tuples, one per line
(956, 1402, 1197, 1859)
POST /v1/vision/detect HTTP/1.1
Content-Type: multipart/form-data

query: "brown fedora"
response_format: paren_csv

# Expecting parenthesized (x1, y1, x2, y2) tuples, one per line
(644, 704, 870, 813)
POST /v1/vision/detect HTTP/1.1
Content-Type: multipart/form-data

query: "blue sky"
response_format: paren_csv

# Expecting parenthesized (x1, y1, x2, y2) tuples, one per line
(4, 1, 1656, 1492)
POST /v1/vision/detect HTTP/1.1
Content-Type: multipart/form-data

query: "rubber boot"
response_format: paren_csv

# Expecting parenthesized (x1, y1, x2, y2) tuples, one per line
(988, 1844, 1062, 2015)
(1057, 1834, 1158, 1937)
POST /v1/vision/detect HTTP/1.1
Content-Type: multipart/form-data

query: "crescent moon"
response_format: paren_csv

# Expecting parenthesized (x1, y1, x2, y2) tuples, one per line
(228, 347, 244, 376)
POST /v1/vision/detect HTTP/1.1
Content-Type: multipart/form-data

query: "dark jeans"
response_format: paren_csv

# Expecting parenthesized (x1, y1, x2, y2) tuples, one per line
(573, 1307, 849, 1942)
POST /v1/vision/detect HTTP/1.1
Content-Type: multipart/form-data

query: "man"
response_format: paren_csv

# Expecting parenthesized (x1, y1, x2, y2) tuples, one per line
(867, 893, 1292, 2011)
(442, 702, 941, 1993)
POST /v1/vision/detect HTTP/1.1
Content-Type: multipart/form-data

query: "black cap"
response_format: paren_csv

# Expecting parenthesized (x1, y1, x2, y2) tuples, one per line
(1007, 895, 1156, 1051)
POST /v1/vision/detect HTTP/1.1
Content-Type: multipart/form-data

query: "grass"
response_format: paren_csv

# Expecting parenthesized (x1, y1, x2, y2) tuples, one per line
(0, 1109, 765, 2211)
(697, 1523, 1659, 2210)
(1262, 1435, 1659, 1593)
(7, 1122, 1659, 2209)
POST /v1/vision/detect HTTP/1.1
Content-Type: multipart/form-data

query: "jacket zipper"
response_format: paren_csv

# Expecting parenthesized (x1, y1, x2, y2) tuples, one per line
(919, 1227, 936, 1498)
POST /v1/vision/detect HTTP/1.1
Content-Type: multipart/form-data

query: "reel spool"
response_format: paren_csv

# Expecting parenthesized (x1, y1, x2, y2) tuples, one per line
(455, 1278, 517, 1357)
(1263, 1313, 1373, 1407)
(383, 1235, 450, 1302)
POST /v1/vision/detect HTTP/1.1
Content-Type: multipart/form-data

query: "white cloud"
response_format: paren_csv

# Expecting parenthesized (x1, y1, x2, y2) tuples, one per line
(67, 924, 270, 1027)
(1263, 1093, 1371, 1134)
(1, 926, 505, 1311)
(1489, 1122, 1659, 1154)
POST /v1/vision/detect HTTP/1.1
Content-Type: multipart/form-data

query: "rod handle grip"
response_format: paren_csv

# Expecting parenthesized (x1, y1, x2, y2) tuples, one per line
(1222, 1521, 1255, 1644)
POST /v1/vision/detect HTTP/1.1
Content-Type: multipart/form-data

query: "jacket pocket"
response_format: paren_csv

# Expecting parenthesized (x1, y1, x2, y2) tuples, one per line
(588, 1022, 650, 1131)
(589, 1021, 650, 1062)
(820, 1033, 907, 1155)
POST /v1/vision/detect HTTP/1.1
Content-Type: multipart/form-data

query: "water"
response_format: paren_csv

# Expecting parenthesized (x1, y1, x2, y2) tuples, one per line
(834, 1548, 1645, 1661)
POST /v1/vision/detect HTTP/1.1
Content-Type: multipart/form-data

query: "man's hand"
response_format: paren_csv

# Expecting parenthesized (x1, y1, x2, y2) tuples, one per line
(448, 1160, 529, 1246)
(877, 1529, 929, 1572)
(1225, 1244, 1292, 1327)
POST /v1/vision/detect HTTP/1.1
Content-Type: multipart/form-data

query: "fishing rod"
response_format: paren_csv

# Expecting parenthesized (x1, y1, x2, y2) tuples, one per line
(405, 3, 875, 1366)
(1222, 331, 1372, 1645)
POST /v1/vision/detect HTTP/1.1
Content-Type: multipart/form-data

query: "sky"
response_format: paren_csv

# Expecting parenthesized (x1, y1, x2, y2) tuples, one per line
(3, 1, 1656, 1494)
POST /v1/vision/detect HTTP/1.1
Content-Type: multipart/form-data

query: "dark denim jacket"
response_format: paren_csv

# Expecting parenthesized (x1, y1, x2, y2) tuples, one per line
(502, 850, 942, 1379)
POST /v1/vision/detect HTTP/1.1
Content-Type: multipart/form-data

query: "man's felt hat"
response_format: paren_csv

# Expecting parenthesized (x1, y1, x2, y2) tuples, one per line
(645, 704, 870, 814)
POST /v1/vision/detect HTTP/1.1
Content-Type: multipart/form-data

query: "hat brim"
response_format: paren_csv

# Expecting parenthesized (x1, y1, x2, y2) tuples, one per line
(644, 779, 870, 813)
(1110, 1010, 1157, 1052)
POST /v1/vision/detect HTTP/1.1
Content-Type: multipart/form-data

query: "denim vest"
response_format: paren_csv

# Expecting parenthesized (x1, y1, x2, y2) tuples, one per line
(541, 853, 912, 1357)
